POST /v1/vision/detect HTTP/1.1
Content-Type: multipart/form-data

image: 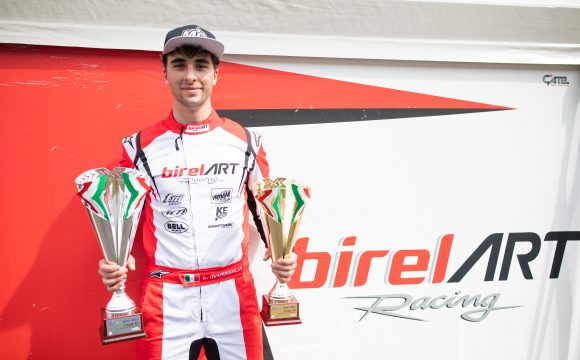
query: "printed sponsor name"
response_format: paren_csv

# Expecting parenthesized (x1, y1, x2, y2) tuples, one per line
(290, 232, 578, 288)
(185, 266, 242, 283)
(161, 207, 188, 218)
(543, 74, 570, 86)
(178, 177, 220, 185)
(288, 232, 579, 322)
(164, 221, 188, 233)
(162, 163, 239, 178)
(211, 188, 232, 204)
(346, 292, 520, 323)
(185, 124, 209, 133)
(205, 266, 242, 280)
(163, 193, 185, 205)
(208, 223, 233, 229)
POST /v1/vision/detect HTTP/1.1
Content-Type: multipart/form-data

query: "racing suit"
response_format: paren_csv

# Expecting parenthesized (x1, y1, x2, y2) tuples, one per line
(119, 109, 269, 360)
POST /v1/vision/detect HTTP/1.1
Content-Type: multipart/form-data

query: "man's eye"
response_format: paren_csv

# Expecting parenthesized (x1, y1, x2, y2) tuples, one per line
(174, 64, 185, 69)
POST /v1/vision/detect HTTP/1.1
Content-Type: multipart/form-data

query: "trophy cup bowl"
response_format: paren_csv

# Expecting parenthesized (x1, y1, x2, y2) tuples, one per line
(75, 167, 150, 343)
(253, 177, 311, 326)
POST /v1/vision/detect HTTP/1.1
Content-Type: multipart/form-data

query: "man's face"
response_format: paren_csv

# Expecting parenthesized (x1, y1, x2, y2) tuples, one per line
(164, 52, 218, 110)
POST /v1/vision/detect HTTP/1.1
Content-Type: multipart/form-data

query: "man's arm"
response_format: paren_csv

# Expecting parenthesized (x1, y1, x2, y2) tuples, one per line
(245, 130, 298, 283)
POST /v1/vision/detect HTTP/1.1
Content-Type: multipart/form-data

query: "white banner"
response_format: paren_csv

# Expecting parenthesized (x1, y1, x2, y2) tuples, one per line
(245, 56, 580, 360)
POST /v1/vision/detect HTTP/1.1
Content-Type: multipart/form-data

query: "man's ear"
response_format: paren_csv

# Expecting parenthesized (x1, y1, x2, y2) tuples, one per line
(213, 68, 218, 86)
(164, 70, 168, 85)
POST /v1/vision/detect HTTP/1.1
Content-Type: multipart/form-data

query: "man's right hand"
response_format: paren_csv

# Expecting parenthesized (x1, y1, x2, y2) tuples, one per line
(98, 255, 135, 292)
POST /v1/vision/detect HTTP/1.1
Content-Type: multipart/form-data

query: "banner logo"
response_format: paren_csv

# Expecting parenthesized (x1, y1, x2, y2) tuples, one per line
(543, 74, 570, 86)
(288, 232, 580, 322)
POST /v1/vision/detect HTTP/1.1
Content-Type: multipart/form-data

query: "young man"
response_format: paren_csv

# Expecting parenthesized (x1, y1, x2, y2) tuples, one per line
(98, 25, 297, 360)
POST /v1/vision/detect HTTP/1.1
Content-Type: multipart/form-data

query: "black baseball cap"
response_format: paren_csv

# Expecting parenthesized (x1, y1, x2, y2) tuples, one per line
(163, 25, 225, 59)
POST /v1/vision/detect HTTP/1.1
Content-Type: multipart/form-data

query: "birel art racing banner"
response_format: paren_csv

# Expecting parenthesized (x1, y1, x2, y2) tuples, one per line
(0, 45, 578, 360)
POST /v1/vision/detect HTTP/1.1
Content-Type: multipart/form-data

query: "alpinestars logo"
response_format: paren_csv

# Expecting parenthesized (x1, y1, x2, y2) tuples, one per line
(150, 269, 171, 279)
(123, 135, 134, 150)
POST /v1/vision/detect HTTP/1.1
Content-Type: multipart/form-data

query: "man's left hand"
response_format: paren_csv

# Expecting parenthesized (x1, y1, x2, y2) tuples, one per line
(265, 251, 298, 284)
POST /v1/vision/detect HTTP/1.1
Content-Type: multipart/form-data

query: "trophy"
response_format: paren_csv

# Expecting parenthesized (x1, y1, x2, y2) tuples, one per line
(253, 177, 311, 326)
(75, 167, 150, 344)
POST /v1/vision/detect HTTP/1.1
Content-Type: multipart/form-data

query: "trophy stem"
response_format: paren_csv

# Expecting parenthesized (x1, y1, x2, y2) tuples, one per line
(105, 281, 136, 315)
(269, 280, 293, 300)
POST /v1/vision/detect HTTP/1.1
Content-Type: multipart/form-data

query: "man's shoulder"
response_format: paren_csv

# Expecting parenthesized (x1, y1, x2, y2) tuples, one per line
(219, 116, 263, 148)
(122, 117, 169, 149)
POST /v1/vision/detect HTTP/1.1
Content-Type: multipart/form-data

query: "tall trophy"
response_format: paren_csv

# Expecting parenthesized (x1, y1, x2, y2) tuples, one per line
(75, 167, 150, 344)
(253, 177, 311, 326)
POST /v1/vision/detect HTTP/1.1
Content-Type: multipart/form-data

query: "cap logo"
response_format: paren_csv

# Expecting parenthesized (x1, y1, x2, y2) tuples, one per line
(181, 27, 208, 38)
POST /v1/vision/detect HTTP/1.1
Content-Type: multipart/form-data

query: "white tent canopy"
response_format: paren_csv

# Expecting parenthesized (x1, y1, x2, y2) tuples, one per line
(1, 0, 579, 64)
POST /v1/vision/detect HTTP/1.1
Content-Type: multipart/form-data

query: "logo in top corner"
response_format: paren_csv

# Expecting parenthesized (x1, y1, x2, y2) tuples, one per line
(182, 27, 207, 38)
(543, 74, 570, 86)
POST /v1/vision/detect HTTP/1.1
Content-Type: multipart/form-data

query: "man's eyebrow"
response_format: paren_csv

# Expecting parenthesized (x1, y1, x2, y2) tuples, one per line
(169, 57, 186, 64)
(194, 58, 210, 64)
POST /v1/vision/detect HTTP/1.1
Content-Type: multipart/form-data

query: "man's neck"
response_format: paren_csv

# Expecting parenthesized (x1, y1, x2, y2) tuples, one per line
(172, 101, 213, 124)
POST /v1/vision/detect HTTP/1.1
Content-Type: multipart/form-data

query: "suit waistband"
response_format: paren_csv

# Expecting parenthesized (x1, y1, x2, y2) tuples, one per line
(146, 260, 245, 287)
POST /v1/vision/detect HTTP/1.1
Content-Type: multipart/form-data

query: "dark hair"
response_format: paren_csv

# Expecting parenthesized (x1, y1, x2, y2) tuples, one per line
(160, 45, 220, 70)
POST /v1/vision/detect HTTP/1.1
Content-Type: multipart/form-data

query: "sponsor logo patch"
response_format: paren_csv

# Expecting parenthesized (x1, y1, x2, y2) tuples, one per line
(161, 207, 188, 218)
(208, 223, 233, 229)
(162, 163, 240, 178)
(150, 269, 171, 279)
(543, 74, 570, 86)
(211, 188, 232, 204)
(162, 193, 185, 205)
(123, 135, 135, 149)
(185, 124, 210, 134)
(182, 27, 207, 38)
(164, 221, 188, 233)
(215, 206, 228, 221)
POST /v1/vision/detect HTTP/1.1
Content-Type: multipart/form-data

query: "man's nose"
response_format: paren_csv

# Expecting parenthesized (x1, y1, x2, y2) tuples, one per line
(184, 65, 197, 82)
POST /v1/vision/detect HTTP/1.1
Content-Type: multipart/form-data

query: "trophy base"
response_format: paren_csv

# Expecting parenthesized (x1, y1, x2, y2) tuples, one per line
(260, 294, 302, 326)
(100, 307, 146, 344)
